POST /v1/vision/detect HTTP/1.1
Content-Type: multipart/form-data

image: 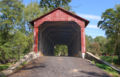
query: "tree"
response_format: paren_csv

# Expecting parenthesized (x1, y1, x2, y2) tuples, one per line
(89, 42, 101, 56)
(98, 5, 120, 63)
(0, 0, 24, 40)
(0, 0, 25, 63)
(0, 0, 73, 64)
(94, 36, 106, 54)
(105, 38, 114, 56)
(86, 35, 107, 56)
(54, 45, 68, 56)
(40, 0, 71, 10)
(13, 31, 29, 60)
(85, 35, 94, 51)
(24, 2, 44, 32)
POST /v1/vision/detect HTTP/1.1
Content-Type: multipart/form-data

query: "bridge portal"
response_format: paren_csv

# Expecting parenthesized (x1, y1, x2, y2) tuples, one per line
(30, 8, 89, 58)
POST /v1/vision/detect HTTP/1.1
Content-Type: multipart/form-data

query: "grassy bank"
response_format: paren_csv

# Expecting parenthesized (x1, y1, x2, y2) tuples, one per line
(91, 61, 120, 77)
(0, 63, 11, 77)
(0, 63, 11, 71)
(100, 56, 120, 69)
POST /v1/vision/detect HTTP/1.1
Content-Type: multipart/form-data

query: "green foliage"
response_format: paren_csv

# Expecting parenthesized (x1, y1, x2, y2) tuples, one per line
(54, 45, 68, 56)
(104, 38, 115, 55)
(91, 60, 119, 77)
(0, 0, 34, 64)
(0, 63, 10, 71)
(100, 56, 120, 67)
(24, 2, 42, 21)
(0, 0, 24, 31)
(0, 0, 73, 65)
(12, 31, 29, 60)
(40, 0, 71, 10)
(86, 35, 106, 56)
(95, 63, 119, 77)
(98, 5, 120, 63)
(0, 0, 26, 63)
(89, 42, 101, 55)
(94, 36, 106, 54)
(0, 72, 6, 77)
(85, 35, 93, 51)
(86, 34, 120, 66)
(24, 2, 44, 32)
(0, 30, 33, 63)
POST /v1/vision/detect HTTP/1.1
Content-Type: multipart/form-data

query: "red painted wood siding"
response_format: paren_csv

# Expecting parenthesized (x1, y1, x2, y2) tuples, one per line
(33, 9, 87, 54)
(34, 10, 85, 28)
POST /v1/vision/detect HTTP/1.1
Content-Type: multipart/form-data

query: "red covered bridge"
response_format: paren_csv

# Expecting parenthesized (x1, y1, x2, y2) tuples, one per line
(7, 8, 111, 77)
(30, 8, 89, 58)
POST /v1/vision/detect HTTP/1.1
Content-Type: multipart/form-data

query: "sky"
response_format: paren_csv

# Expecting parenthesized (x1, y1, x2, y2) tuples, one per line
(23, 0, 120, 38)
(69, 0, 120, 38)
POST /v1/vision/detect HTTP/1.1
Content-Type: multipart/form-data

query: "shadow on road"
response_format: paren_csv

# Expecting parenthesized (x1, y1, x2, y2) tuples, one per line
(79, 71, 110, 77)
(21, 63, 46, 70)
(8, 57, 111, 77)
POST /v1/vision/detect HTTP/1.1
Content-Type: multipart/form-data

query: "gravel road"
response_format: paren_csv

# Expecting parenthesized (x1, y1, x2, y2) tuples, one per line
(8, 56, 111, 77)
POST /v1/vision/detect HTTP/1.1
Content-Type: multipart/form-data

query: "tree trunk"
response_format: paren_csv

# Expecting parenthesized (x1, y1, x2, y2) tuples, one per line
(18, 46, 21, 60)
(111, 54, 114, 64)
(118, 53, 120, 64)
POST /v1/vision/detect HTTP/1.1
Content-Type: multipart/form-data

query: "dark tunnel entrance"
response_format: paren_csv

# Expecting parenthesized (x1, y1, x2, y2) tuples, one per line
(38, 21, 81, 56)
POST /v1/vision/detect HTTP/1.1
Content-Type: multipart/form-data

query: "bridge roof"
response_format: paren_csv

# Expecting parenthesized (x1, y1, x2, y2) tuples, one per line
(30, 7, 89, 27)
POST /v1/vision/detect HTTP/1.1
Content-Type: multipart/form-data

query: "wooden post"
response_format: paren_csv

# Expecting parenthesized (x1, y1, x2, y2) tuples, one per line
(81, 28, 86, 59)
(34, 27, 38, 53)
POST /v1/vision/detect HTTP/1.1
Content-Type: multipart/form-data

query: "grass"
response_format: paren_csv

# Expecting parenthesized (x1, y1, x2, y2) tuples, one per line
(16, 61, 28, 70)
(0, 63, 11, 77)
(0, 72, 6, 77)
(91, 61, 120, 77)
(0, 61, 28, 77)
(0, 55, 28, 77)
(0, 63, 11, 71)
(21, 61, 27, 66)
(100, 56, 118, 63)
(100, 56, 120, 68)
(0, 55, 27, 72)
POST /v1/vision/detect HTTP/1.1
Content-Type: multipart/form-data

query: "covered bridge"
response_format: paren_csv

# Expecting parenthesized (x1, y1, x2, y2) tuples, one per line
(30, 8, 89, 58)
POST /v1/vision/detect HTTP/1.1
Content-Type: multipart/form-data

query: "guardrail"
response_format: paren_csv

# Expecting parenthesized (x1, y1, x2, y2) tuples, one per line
(86, 52, 120, 74)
